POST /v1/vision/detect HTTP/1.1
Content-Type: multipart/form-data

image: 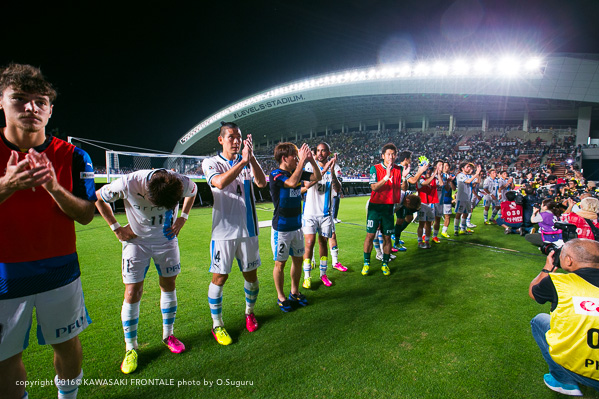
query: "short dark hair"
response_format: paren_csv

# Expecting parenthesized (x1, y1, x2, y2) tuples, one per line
(459, 162, 468, 171)
(0, 63, 57, 103)
(505, 191, 517, 202)
(274, 142, 298, 164)
(219, 121, 239, 137)
(147, 170, 183, 210)
(317, 142, 331, 152)
(398, 151, 412, 163)
(381, 143, 397, 155)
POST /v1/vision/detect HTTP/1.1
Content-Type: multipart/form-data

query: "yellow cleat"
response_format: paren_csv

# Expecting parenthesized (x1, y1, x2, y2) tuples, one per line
(361, 264, 370, 276)
(381, 265, 390, 276)
(212, 326, 232, 346)
(302, 277, 311, 289)
(121, 349, 138, 374)
(440, 232, 451, 238)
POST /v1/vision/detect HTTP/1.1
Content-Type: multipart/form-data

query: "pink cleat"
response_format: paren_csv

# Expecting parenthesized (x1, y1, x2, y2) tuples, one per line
(163, 335, 186, 354)
(245, 313, 259, 332)
(333, 262, 348, 272)
(321, 275, 332, 287)
(391, 247, 399, 253)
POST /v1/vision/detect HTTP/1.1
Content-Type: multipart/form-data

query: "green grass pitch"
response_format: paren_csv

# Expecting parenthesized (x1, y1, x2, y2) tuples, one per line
(20, 196, 599, 398)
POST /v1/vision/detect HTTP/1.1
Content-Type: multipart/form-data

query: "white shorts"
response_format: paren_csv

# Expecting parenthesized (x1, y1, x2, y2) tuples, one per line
(271, 229, 304, 262)
(302, 215, 334, 237)
(209, 236, 261, 274)
(418, 204, 436, 222)
(122, 240, 181, 284)
(454, 200, 472, 215)
(433, 203, 447, 217)
(483, 196, 500, 208)
(0, 279, 90, 361)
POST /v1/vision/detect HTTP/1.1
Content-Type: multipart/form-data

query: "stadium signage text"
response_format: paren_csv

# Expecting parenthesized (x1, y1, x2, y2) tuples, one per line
(233, 95, 305, 119)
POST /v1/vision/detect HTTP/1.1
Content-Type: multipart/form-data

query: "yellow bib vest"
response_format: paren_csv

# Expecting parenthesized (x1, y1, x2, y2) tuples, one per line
(547, 273, 599, 380)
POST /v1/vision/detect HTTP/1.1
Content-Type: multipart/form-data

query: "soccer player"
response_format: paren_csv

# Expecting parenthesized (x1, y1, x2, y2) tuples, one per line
(482, 168, 500, 224)
(270, 142, 322, 311)
(363, 143, 404, 276)
(438, 161, 456, 239)
(0, 64, 96, 399)
(96, 169, 197, 372)
(202, 122, 267, 344)
(454, 162, 481, 235)
(302, 142, 346, 289)
(416, 165, 440, 248)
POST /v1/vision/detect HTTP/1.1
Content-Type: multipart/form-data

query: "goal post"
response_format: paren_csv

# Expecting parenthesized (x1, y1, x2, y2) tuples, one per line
(105, 150, 208, 183)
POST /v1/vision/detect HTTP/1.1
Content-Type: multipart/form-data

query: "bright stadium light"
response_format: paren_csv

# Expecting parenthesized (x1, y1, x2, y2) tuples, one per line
(433, 61, 449, 76)
(414, 62, 430, 76)
(474, 58, 492, 75)
(497, 56, 520, 76)
(452, 59, 469, 75)
(525, 57, 542, 71)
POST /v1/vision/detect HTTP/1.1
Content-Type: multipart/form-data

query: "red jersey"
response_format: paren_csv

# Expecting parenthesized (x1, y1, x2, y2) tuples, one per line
(369, 163, 402, 204)
(500, 201, 523, 224)
(561, 213, 599, 240)
(417, 177, 439, 204)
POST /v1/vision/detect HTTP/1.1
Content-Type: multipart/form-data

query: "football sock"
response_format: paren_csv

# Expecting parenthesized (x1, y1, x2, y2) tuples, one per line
(433, 229, 439, 238)
(319, 256, 328, 277)
(121, 300, 140, 351)
(484, 209, 489, 221)
(461, 217, 467, 231)
(373, 235, 382, 256)
(454, 216, 460, 231)
(55, 370, 83, 399)
(244, 280, 259, 315)
(208, 283, 224, 328)
(302, 258, 312, 279)
(160, 290, 177, 339)
(383, 253, 390, 264)
(424, 234, 430, 243)
(466, 214, 472, 223)
(442, 226, 448, 234)
(363, 252, 371, 265)
(330, 245, 339, 265)
(492, 208, 499, 220)
(377, 232, 384, 251)
(395, 221, 409, 245)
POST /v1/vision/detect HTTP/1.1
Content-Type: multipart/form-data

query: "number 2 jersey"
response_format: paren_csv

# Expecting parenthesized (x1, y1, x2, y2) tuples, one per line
(203, 154, 259, 240)
(98, 169, 197, 243)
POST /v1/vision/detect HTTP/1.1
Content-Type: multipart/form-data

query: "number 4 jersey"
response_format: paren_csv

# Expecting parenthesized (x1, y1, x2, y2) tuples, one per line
(203, 154, 259, 239)
(98, 169, 197, 243)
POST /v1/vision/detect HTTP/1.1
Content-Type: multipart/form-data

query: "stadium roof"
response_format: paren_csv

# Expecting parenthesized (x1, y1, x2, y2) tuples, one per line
(173, 54, 599, 155)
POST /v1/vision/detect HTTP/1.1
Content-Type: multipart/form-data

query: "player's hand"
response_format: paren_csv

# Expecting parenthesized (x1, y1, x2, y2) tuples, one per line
(1, 150, 52, 192)
(568, 198, 576, 206)
(402, 164, 411, 178)
(323, 154, 337, 174)
(386, 162, 393, 178)
(26, 149, 59, 193)
(417, 163, 428, 174)
(545, 251, 556, 271)
(298, 143, 311, 165)
(115, 224, 137, 241)
(476, 165, 482, 174)
(166, 218, 186, 239)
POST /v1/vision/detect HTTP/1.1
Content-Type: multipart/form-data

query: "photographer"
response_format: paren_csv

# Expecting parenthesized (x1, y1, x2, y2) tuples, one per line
(529, 239, 599, 395)
(561, 197, 599, 241)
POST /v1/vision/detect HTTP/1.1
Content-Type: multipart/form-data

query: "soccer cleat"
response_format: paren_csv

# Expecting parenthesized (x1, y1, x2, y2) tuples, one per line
(277, 298, 293, 312)
(302, 277, 311, 289)
(466, 228, 474, 233)
(333, 218, 341, 223)
(467, 222, 477, 228)
(418, 242, 426, 249)
(441, 232, 451, 238)
(432, 237, 441, 244)
(333, 262, 347, 272)
(121, 349, 138, 374)
(454, 230, 460, 236)
(212, 326, 232, 345)
(381, 265, 390, 276)
(163, 335, 186, 354)
(425, 242, 432, 249)
(245, 313, 259, 332)
(396, 239, 405, 245)
(422, 235, 426, 241)
(376, 254, 396, 261)
(484, 221, 494, 225)
(543, 373, 583, 396)
(288, 292, 308, 306)
(393, 244, 407, 252)
(391, 246, 399, 253)
(361, 264, 370, 276)
(390, 253, 396, 260)
(504, 228, 511, 234)
(321, 275, 332, 287)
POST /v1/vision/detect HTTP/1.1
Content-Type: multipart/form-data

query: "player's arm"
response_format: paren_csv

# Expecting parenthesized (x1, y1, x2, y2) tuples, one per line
(327, 155, 341, 193)
(307, 154, 322, 182)
(465, 166, 482, 184)
(529, 252, 557, 299)
(407, 163, 429, 184)
(302, 180, 318, 194)
(0, 150, 52, 204)
(166, 195, 195, 239)
(245, 134, 267, 188)
(27, 149, 94, 224)
(421, 173, 436, 186)
(210, 160, 248, 190)
(95, 186, 137, 241)
(370, 163, 392, 192)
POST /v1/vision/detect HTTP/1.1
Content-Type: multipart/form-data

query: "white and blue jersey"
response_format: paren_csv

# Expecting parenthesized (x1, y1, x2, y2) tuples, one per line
(270, 168, 312, 232)
(99, 169, 197, 244)
(202, 154, 258, 240)
(303, 163, 341, 218)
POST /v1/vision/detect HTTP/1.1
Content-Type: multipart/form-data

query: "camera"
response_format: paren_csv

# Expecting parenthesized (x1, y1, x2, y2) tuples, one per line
(538, 222, 578, 268)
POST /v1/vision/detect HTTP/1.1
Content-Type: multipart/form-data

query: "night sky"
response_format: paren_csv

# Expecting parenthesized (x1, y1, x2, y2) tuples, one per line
(2, 0, 598, 165)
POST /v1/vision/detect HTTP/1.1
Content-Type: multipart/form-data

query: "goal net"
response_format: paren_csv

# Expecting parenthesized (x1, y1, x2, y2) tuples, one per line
(105, 150, 208, 182)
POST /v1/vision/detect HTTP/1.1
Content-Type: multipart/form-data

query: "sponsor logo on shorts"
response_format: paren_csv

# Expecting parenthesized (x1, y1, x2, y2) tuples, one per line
(55, 316, 85, 338)
(166, 264, 181, 274)
(247, 260, 261, 269)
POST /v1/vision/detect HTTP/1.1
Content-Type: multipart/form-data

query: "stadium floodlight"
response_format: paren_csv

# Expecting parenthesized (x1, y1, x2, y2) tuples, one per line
(398, 63, 411, 77)
(433, 61, 449, 76)
(525, 57, 542, 71)
(497, 56, 520, 76)
(473, 58, 492, 75)
(414, 62, 430, 76)
(452, 59, 469, 76)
